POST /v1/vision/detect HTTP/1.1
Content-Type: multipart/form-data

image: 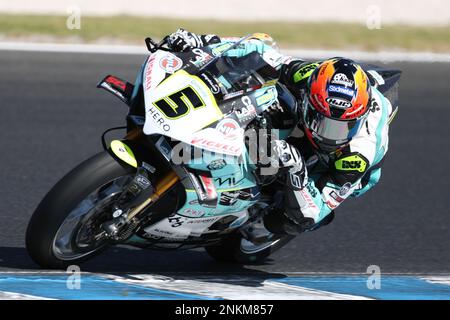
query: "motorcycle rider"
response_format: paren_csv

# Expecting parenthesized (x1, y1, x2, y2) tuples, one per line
(166, 29, 394, 240)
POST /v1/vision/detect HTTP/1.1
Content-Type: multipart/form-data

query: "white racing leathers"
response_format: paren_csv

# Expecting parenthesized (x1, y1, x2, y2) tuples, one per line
(205, 37, 392, 232)
(166, 32, 392, 233)
(282, 88, 392, 232)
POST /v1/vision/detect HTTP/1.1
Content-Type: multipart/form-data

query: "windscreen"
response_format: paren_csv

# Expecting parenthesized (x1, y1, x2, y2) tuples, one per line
(198, 52, 279, 97)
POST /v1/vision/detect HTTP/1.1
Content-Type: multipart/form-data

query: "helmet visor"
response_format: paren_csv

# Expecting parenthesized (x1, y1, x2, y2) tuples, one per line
(302, 98, 366, 145)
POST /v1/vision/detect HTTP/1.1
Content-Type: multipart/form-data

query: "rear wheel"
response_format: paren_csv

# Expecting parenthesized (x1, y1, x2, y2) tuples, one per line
(26, 151, 134, 269)
(205, 233, 294, 264)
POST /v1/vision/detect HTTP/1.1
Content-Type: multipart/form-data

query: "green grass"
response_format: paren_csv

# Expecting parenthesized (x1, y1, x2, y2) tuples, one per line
(1, 14, 450, 52)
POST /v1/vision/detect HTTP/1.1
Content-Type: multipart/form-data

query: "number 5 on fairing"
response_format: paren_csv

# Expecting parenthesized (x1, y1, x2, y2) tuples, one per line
(153, 86, 206, 119)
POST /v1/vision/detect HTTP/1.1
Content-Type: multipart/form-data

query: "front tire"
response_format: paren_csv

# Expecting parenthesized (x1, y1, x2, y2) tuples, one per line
(26, 151, 134, 269)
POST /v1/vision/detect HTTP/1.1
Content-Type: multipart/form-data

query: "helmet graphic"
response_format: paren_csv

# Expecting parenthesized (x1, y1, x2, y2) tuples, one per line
(302, 58, 372, 152)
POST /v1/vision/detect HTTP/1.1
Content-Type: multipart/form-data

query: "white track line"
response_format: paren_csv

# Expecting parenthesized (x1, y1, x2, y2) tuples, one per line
(0, 291, 54, 300)
(111, 274, 371, 300)
(0, 41, 450, 62)
(422, 276, 450, 286)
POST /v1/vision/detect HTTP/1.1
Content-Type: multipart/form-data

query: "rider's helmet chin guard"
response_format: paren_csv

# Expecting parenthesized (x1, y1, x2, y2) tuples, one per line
(302, 58, 372, 153)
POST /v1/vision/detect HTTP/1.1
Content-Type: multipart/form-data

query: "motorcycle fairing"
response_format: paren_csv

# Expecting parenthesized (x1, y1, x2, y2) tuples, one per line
(143, 69, 227, 146)
(97, 75, 134, 105)
(139, 205, 250, 243)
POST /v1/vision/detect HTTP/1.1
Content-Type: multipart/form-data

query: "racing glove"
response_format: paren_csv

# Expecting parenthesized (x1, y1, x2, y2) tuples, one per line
(167, 28, 221, 52)
(273, 139, 308, 190)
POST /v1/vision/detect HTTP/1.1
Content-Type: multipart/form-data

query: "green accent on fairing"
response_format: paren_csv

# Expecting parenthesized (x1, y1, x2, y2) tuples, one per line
(335, 154, 368, 173)
(292, 63, 320, 83)
(255, 87, 277, 106)
(211, 42, 234, 56)
(373, 88, 389, 166)
(110, 140, 138, 168)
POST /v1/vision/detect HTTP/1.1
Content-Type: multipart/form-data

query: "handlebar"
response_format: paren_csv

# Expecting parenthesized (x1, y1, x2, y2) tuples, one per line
(145, 36, 171, 53)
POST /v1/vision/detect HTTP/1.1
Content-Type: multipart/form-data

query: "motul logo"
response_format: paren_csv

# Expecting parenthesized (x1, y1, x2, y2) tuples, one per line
(342, 160, 361, 169)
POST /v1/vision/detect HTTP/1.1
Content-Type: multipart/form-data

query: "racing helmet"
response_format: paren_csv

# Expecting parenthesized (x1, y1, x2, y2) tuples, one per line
(302, 58, 371, 152)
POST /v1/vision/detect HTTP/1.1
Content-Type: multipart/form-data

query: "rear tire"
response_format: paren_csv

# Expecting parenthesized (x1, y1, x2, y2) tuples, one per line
(26, 151, 134, 269)
(205, 233, 294, 264)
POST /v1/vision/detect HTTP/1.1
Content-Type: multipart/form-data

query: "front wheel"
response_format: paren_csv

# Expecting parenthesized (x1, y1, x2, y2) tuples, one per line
(26, 151, 135, 269)
(205, 233, 294, 264)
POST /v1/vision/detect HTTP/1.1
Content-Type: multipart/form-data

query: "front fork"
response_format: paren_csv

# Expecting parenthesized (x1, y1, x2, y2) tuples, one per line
(102, 128, 180, 241)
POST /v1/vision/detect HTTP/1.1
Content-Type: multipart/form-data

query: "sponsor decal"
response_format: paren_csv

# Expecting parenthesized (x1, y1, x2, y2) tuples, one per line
(135, 175, 151, 189)
(305, 181, 318, 198)
(199, 73, 220, 94)
(153, 86, 205, 120)
(342, 160, 362, 169)
(326, 97, 352, 109)
(191, 137, 241, 155)
(188, 199, 199, 205)
(223, 91, 244, 100)
(160, 54, 182, 74)
(216, 118, 242, 140)
(146, 106, 171, 131)
(262, 49, 284, 68)
(178, 208, 205, 218)
(370, 99, 381, 113)
(168, 215, 184, 228)
(255, 87, 277, 107)
(328, 85, 355, 97)
(211, 42, 233, 56)
(144, 54, 156, 91)
(238, 188, 260, 201)
(335, 154, 368, 173)
(299, 189, 319, 210)
(326, 200, 338, 210)
(199, 175, 218, 200)
(339, 182, 353, 197)
(332, 73, 354, 87)
(155, 136, 172, 160)
(293, 63, 319, 83)
(330, 191, 345, 203)
(289, 173, 304, 190)
(186, 217, 220, 224)
(191, 48, 213, 66)
(219, 191, 240, 206)
(236, 96, 257, 121)
(214, 176, 245, 187)
(207, 159, 227, 171)
(102, 76, 130, 102)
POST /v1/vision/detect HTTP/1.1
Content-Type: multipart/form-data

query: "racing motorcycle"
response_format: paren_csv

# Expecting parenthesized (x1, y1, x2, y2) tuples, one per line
(25, 34, 401, 268)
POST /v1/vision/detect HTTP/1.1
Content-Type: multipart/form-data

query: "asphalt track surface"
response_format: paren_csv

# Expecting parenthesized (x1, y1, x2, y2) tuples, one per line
(0, 50, 449, 277)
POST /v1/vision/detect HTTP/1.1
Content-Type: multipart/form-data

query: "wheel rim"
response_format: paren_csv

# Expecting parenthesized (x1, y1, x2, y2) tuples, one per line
(52, 174, 133, 261)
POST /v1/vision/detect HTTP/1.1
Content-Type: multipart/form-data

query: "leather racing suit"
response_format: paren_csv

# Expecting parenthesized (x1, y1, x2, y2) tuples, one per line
(167, 30, 392, 235)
